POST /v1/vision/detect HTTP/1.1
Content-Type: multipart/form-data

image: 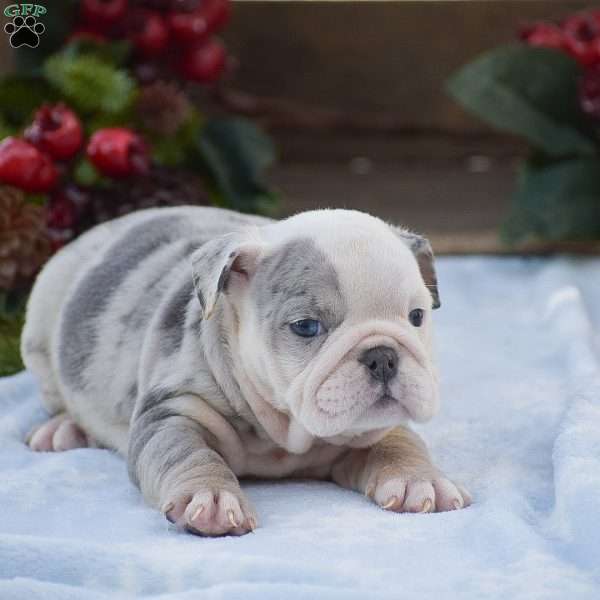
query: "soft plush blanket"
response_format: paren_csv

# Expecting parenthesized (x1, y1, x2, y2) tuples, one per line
(1, 256, 600, 599)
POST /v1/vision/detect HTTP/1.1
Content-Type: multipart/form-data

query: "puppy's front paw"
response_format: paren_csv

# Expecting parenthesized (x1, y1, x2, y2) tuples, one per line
(367, 471, 471, 514)
(163, 487, 257, 537)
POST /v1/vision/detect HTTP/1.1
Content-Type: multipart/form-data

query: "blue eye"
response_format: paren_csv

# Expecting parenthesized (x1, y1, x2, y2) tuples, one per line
(289, 319, 323, 338)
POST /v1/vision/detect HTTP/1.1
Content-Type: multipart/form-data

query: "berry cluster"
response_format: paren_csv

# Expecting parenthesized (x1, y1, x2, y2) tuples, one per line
(0, 103, 151, 247)
(74, 0, 230, 83)
(0, 105, 149, 190)
(521, 8, 600, 120)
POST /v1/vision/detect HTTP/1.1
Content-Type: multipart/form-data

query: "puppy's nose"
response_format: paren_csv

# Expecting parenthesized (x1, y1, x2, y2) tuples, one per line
(358, 346, 398, 383)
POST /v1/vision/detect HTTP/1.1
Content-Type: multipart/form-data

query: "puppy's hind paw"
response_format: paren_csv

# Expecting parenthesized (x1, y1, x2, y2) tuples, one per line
(163, 487, 257, 537)
(27, 413, 89, 452)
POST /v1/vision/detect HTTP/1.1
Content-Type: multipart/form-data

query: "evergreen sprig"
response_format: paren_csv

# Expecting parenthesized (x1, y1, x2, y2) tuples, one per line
(43, 53, 137, 115)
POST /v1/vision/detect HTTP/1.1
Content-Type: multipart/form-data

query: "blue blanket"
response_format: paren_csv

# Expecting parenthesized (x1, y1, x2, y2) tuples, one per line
(1, 257, 600, 599)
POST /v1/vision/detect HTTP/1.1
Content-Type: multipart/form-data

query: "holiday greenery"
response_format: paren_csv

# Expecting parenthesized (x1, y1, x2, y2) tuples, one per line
(0, 0, 277, 374)
(448, 7, 600, 244)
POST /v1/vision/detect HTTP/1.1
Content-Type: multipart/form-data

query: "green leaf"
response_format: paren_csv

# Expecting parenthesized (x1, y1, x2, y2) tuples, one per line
(0, 75, 58, 127)
(447, 44, 597, 157)
(43, 53, 136, 115)
(502, 157, 600, 243)
(194, 118, 278, 214)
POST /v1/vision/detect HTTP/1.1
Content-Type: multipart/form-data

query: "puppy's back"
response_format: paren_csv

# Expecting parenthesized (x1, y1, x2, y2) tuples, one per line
(23, 206, 270, 448)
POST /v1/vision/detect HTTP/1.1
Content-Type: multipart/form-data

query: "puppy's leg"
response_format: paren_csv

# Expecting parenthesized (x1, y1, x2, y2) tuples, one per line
(332, 426, 471, 513)
(129, 394, 257, 537)
(21, 335, 65, 417)
(21, 349, 91, 453)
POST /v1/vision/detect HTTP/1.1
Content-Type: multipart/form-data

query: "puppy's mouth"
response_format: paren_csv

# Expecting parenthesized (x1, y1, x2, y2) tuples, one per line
(316, 386, 401, 418)
(373, 391, 398, 410)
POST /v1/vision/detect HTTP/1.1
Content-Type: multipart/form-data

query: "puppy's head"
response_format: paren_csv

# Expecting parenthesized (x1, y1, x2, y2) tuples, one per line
(191, 209, 440, 441)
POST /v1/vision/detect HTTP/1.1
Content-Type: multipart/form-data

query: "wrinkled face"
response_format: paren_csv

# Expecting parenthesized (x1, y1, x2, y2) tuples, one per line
(232, 211, 440, 440)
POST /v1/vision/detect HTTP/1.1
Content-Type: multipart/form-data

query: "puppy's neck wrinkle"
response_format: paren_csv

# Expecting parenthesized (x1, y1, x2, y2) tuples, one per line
(201, 304, 251, 420)
(205, 303, 314, 454)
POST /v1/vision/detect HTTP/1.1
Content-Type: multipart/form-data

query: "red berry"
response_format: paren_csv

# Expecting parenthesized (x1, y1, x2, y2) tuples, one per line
(0, 137, 58, 193)
(87, 128, 150, 178)
(204, 0, 231, 32)
(168, 0, 231, 44)
(179, 38, 226, 83)
(127, 9, 170, 57)
(168, 10, 211, 44)
(521, 22, 567, 51)
(564, 38, 599, 67)
(563, 11, 600, 41)
(580, 65, 600, 120)
(562, 11, 600, 66)
(81, 0, 128, 28)
(24, 104, 84, 161)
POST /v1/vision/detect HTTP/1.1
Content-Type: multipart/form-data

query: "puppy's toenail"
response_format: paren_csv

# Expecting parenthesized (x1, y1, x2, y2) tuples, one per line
(227, 510, 239, 528)
(248, 517, 257, 531)
(191, 506, 204, 521)
(162, 502, 174, 514)
(365, 484, 375, 498)
(421, 498, 433, 513)
(382, 496, 397, 509)
(452, 498, 463, 510)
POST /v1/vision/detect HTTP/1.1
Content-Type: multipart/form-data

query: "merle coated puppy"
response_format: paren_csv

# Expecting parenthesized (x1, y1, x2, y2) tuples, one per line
(22, 207, 470, 536)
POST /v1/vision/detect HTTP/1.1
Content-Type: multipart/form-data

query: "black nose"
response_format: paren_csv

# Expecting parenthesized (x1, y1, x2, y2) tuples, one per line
(358, 346, 398, 383)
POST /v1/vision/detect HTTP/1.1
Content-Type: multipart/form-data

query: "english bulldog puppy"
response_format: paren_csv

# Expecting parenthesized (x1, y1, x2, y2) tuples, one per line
(21, 207, 471, 536)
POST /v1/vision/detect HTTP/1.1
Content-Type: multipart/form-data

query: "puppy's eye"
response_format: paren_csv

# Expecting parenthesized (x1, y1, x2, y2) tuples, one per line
(409, 309, 424, 327)
(289, 319, 323, 338)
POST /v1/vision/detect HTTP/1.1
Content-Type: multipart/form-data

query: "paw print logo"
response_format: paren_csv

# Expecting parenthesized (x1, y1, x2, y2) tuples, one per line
(4, 15, 45, 48)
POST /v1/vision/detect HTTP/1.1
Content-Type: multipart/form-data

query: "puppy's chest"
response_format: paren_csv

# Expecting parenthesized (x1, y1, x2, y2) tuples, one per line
(234, 426, 348, 479)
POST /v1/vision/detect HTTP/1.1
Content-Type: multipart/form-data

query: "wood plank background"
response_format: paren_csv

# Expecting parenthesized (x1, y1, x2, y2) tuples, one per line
(1, 1, 597, 252)
(223, 0, 592, 135)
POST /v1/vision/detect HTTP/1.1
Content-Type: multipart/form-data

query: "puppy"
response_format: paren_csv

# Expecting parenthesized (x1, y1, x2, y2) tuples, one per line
(21, 207, 470, 536)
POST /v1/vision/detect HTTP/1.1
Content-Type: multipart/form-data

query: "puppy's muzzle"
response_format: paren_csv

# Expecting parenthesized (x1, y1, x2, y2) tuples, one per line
(358, 345, 398, 384)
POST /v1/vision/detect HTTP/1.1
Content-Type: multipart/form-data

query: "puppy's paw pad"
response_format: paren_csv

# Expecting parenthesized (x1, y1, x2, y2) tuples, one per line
(370, 474, 471, 513)
(164, 487, 257, 537)
(27, 414, 89, 452)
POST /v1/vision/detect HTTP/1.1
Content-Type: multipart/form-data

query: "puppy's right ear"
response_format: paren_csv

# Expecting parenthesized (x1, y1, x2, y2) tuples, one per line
(190, 231, 265, 319)
(392, 227, 441, 310)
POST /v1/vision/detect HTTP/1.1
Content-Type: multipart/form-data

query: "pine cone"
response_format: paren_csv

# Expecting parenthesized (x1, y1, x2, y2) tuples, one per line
(0, 186, 52, 292)
(135, 81, 192, 135)
(79, 166, 210, 229)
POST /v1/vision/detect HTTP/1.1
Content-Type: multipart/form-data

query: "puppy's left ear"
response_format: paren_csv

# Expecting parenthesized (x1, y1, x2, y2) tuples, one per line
(393, 227, 441, 309)
(190, 231, 265, 319)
